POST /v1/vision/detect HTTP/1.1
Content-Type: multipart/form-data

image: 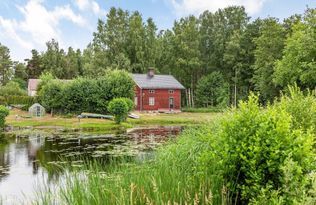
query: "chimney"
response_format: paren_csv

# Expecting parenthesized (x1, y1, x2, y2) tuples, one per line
(148, 67, 155, 77)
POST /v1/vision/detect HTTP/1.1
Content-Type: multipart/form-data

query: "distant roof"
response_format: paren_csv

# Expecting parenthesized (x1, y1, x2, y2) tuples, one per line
(28, 79, 40, 91)
(28, 79, 72, 91)
(132, 74, 185, 89)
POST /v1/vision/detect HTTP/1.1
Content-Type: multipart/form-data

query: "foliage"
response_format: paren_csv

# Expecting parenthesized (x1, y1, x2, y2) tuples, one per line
(274, 9, 316, 90)
(123, 97, 134, 112)
(215, 94, 315, 204)
(0, 105, 9, 129)
(0, 81, 27, 96)
(253, 18, 285, 103)
(0, 95, 36, 106)
(37, 72, 55, 93)
(196, 71, 229, 107)
(182, 107, 224, 113)
(37, 90, 316, 204)
(0, 43, 13, 85)
(276, 84, 316, 133)
(38, 70, 135, 114)
(39, 80, 65, 114)
(107, 98, 130, 124)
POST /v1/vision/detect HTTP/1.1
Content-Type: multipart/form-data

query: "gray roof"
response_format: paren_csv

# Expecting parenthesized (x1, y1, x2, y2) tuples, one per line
(132, 74, 185, 89)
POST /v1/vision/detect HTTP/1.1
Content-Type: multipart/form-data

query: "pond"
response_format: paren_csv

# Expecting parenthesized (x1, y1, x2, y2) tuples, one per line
(0, 126, 182, 204)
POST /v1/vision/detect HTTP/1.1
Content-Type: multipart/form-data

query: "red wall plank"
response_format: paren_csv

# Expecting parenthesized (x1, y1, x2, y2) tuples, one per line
(134, 86, 181, 111)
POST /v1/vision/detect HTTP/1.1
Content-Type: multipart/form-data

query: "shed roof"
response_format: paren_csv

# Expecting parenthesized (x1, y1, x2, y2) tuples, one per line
(131, 74, 185, 89)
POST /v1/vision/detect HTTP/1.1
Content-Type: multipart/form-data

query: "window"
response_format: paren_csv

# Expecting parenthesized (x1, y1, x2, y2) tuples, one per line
(169, 90, 174, 94)
(149, 97, 155, 106)
(134, 97, 138, 106)
(149, 90, 155, 94)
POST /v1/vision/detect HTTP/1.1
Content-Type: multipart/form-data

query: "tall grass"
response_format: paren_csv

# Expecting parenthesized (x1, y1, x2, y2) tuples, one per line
(36, 125, 227, 205)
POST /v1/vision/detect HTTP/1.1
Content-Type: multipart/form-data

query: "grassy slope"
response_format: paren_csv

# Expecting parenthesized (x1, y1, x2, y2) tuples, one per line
(6, 109, 221, 131)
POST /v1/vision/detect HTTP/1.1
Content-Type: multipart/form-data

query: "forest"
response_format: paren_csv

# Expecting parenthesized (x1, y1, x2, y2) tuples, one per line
(0, 6, 315, 107)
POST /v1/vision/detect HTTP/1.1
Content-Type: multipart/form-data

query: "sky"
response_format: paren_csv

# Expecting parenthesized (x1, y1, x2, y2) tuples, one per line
(0, 0, 315, 62)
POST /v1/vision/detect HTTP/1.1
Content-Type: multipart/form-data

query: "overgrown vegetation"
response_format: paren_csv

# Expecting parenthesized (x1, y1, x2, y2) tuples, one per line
(0, 106, 9, 130)
(108, 98, 134, 124)
(38, 70, 135, 114)
(37, 87, 316, 204)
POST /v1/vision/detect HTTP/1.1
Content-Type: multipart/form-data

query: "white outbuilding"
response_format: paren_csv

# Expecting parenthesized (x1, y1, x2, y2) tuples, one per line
(29, 103, 46, 117)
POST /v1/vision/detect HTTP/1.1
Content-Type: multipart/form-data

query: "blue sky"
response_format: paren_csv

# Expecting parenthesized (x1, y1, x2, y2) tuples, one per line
(0, 0, 315, 61)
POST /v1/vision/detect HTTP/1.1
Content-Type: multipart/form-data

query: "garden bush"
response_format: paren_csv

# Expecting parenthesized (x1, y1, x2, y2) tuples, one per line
(0, 81, 27, 96)
(107, 98, 130, 124)
(199, 93, 315, 204)
(38, 70, 135, 114)
(0, 105, 9, 130)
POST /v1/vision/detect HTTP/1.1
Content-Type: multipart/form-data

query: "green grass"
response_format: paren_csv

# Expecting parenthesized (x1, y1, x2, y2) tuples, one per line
(6, 109, 221, 132)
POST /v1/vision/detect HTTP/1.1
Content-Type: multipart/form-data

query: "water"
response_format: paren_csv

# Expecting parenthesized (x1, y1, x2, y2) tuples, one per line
(0, 126, 182, 204)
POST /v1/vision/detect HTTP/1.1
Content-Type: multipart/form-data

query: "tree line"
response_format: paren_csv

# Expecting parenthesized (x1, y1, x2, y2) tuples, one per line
(0, 6, 315, 106)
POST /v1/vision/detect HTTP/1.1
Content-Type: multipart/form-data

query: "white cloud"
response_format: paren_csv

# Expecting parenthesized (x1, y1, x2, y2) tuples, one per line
(74, 0, 107, 16)
(0, 17, 33, 50)
(0, 0, 87, 60)
(169, 0, 267, 16)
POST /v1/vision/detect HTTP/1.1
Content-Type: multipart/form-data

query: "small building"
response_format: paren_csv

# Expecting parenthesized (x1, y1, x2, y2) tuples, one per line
(132, 69, 185, 112)
(28, 79, 40, 96)
(29, 103, 45, 117)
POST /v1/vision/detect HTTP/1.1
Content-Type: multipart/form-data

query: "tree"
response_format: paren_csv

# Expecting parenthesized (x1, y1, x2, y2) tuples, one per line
(274, 8, 316, 90)
(0, 43, 13, 85)
(26, 49, 43, 78)
(172, 15, 201, 95)
(127, 11, 146, 73)
(12, 62, 28, 89)
(253, 18, 286, 103)
(196, 71, 229, 107)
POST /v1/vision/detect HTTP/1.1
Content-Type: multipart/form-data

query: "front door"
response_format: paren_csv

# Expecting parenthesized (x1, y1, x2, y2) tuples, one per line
(169, 97, 174, 110)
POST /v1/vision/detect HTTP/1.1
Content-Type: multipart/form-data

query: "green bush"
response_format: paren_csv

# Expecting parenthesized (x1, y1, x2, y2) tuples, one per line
(0, 81, 27, 96)
(108, 98, 129, 124)
(276, 84, 316, 133)
(0, 105, 9, 130)
(122, 97, 134, 112)
(209, 94, 315, 204)
(39, 80, 65, 115)
(38, 70, 135, 114)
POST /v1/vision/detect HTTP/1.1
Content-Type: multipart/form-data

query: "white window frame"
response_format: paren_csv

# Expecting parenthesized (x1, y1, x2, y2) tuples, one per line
(149, 97, 155, 106)
(134, 97, 138, 106)
(169, 90, 174, 94)
(149, 89, 155, 94)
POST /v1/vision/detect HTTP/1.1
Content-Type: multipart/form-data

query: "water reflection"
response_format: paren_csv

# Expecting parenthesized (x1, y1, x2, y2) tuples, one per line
(0, 126, 182, 203)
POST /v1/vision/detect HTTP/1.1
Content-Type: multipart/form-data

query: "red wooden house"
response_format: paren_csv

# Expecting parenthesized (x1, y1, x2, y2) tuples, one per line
(132, 69, 185, 112)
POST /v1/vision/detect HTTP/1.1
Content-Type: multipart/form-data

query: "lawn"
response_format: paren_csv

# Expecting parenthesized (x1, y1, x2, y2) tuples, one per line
(6, 109, 221, 132)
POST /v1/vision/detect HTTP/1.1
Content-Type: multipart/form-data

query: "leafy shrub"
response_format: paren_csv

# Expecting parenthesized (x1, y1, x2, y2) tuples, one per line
(213, 94, 315, 204)
(108, 98, 129, 124)
(276, 84, 316, 133)
(0, 105, 9, 129)
(37, 72, 55, 93)
(38, 70, 135, 114)
(39, 80, 65, 114)
(0, 81, 27, 96)
(122, 97, 134, 112)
